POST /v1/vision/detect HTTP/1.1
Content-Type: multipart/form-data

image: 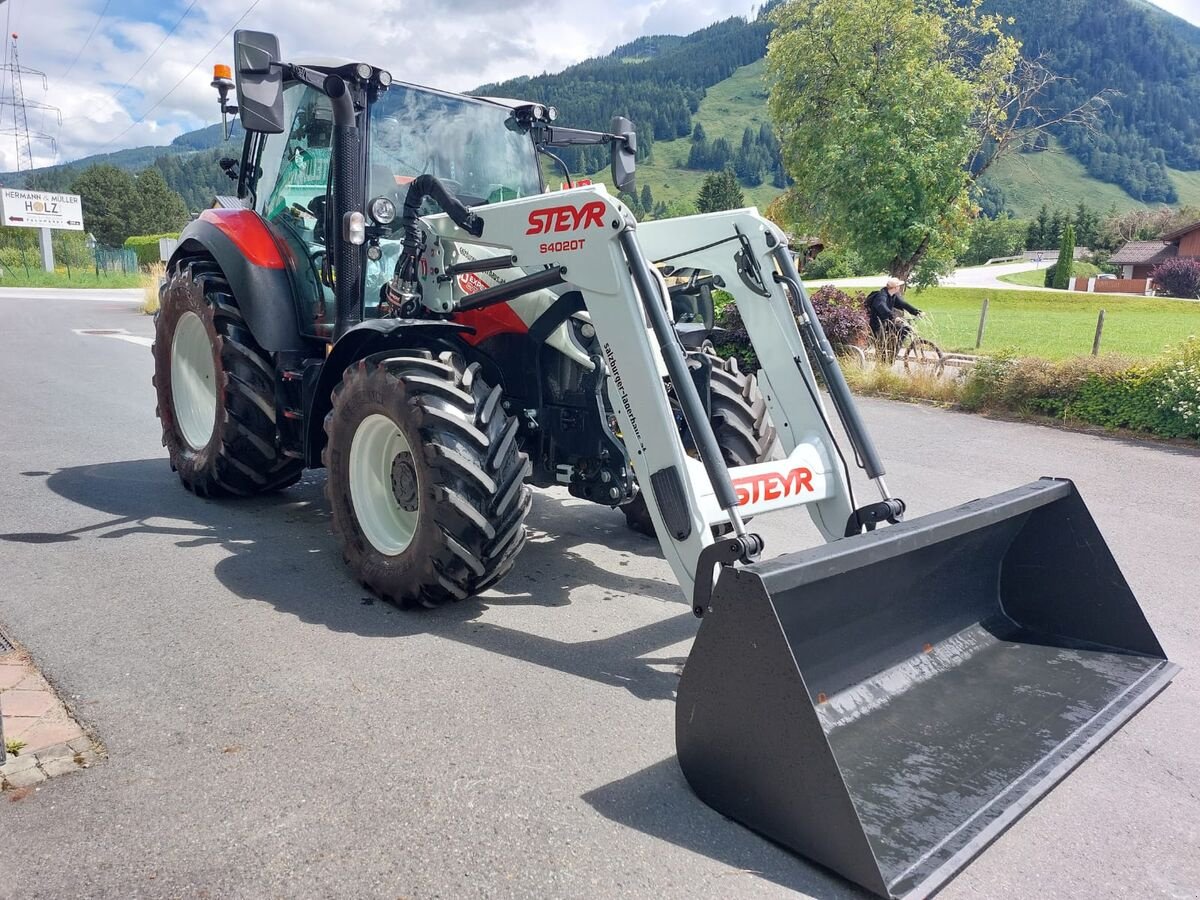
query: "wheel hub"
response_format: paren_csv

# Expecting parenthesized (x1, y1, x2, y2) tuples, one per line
(390, 452, 419, 511)
(170, 310, 217, 451)
(348, 414, 419, 556)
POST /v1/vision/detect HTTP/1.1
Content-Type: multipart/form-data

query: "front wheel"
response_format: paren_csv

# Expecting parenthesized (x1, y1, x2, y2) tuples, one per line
(902, 336, 946, 376)
(323, 351, 531, 607)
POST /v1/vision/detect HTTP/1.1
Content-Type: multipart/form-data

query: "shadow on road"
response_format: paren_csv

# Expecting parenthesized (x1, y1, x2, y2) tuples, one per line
(582, 757, 867, 900)
(3, 458, 692, 701)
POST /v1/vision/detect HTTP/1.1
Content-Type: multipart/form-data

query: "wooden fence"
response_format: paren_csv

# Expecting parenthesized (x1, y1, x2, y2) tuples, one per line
(1072, 277, 1153, 294)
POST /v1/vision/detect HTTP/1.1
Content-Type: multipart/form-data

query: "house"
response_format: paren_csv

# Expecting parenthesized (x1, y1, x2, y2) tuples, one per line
(1110, 219, 1200, 279)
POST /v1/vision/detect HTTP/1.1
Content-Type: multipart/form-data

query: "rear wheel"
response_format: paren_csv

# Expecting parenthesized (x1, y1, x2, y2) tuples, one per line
(152, 259, 303, 497)
(622, 348, 777, 536)
(323, 351, 531, 607)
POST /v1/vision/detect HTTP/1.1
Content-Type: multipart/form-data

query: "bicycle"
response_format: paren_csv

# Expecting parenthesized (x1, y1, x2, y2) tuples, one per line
(873, 314, 946, 376)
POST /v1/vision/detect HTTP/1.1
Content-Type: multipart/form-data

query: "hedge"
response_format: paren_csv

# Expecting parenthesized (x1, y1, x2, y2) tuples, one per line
(960, 338, 1199, 441)
(123, 233, 180, 268)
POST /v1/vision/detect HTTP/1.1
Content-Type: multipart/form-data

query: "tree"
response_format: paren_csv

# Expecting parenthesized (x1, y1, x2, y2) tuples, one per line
(135, 167, 189, 234)
(767, 0, 1103, 284)
(961, 214, 1029, 266)
(1028, 204, 1051, 249)
(70, 165, 141, 248)
(1052, 224, 1075, 290)
(697, 169, 744, 213)
(640, 183, 654, 212)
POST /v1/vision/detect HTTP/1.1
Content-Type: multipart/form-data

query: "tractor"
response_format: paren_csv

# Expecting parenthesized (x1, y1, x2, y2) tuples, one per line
(150, 31, 1176, 900)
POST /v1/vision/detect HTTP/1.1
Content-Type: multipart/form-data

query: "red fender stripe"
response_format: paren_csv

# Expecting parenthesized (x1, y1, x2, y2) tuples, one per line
(199, 208, 285, 270)
(453, 304, 529, 346)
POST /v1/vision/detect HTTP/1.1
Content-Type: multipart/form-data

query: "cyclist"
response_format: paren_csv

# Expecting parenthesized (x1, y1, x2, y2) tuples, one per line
(866, 277, 923, 359)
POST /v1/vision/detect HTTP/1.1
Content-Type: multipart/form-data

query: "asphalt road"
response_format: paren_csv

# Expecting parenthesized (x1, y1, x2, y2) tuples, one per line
(1, 289, 1197, 899)
(813, 261, 1044, 292)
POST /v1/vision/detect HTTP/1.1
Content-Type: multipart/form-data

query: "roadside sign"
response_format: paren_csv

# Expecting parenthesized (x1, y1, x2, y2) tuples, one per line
(0, 188, 85, 231)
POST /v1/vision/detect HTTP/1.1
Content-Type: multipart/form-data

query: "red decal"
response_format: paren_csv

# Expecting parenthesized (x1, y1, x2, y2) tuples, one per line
(198, 209, 285, 269)
(526, 200, 606, 235)
(457, 272, 490, 294)
(452, 303, 528, 346)
(733, 467, 814, 506)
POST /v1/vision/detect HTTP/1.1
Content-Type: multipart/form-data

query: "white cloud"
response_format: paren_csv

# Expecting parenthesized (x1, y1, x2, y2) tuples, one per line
(0, 0, 753, 171)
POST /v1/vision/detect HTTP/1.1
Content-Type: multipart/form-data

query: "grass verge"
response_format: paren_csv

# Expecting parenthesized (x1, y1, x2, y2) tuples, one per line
(0, 268, 143, 289)
(838, 337, 1200, 443)
(140, 263, 164, 315)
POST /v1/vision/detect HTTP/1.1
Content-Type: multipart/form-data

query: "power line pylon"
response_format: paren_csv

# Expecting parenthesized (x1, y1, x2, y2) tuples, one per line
(0, 32, 59, 170)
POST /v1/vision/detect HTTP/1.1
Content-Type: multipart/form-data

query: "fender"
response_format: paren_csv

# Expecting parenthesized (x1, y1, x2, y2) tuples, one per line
(303, 318, 474, 467)
(169, 209, 309, 352)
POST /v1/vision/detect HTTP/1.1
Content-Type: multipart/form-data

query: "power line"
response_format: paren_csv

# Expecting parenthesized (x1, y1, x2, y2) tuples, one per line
(111, 0, 199, 98)
(100, 0, 262, 151)
(61, 0, 112, 80)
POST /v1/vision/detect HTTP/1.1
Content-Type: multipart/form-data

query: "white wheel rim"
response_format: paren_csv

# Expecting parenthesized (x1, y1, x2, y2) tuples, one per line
(170, 311, 218, 450)
(349, 413, 419, 556)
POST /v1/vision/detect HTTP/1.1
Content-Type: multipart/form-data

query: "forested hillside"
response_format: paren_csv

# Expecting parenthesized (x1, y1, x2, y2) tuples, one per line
(475, 15, 773, 175)
(982, 0, 1200, 202)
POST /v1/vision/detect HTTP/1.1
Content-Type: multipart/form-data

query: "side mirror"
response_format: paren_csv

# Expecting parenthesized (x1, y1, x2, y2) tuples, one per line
(234, 30, 285, 134)
(610, 116, 636, 194)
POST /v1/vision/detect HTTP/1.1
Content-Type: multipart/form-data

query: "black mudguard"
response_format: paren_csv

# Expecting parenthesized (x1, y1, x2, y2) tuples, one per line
(303, 319, 474, 467)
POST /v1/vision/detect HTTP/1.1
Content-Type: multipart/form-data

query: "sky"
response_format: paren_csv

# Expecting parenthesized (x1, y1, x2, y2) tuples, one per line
(1, 0, 1197, 172)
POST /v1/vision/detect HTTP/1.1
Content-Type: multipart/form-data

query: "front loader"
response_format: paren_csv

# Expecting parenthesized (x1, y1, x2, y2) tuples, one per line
(151, 30, 1177, 899)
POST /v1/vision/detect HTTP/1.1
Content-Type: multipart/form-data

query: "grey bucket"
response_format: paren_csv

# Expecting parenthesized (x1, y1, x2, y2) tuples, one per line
(676, 478, 1177, 899)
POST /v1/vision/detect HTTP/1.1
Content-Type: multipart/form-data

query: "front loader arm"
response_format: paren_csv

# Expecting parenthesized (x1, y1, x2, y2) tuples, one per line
(415, 186, 870, 599)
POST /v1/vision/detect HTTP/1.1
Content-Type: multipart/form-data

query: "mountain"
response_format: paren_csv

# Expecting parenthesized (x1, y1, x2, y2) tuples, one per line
(4, 0, 1199, 219)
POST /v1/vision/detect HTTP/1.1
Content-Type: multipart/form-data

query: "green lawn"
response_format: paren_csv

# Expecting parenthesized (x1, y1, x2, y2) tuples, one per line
(998, 268, 1052, 287)
(0, 268, 143, 288)
(899, 286, 1200, 359)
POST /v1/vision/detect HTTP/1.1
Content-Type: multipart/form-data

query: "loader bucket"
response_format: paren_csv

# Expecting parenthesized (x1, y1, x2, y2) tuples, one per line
(676, 478, 1177, 900)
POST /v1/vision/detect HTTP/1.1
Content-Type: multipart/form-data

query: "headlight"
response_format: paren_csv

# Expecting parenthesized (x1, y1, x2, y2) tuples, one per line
(378, 69, 392, 86)
(355, 63, 373, 80)
(369, 196, 397, 225)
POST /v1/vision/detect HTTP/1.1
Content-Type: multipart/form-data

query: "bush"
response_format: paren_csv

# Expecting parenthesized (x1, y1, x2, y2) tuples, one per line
(808, 284, 869, 348)
(803, 245, 866, 279)
(958, 339, 1200, 440)
(123, 233, 179, 268)
(1150, 257, 1200, 299)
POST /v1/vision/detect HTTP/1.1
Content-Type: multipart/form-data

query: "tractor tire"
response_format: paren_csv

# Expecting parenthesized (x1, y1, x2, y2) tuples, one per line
(323, 351, 532, 607)
(622, 348, 777, 537)
(152, 259, 303, 497)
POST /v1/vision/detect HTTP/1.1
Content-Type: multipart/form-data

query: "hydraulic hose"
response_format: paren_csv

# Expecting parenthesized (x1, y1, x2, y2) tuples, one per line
(393, 175, 485, 287)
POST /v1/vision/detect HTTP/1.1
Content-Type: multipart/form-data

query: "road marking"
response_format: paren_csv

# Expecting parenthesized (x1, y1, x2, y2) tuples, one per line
(73, 328, 153, 347)
(0, 288, 143, 303)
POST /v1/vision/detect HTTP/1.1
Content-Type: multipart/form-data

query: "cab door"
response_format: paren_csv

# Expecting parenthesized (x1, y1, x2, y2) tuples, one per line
(255, 81, 337, 340)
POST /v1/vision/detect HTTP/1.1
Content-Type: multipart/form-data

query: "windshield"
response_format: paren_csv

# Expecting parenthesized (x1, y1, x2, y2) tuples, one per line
(369, 84, 541, 207)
